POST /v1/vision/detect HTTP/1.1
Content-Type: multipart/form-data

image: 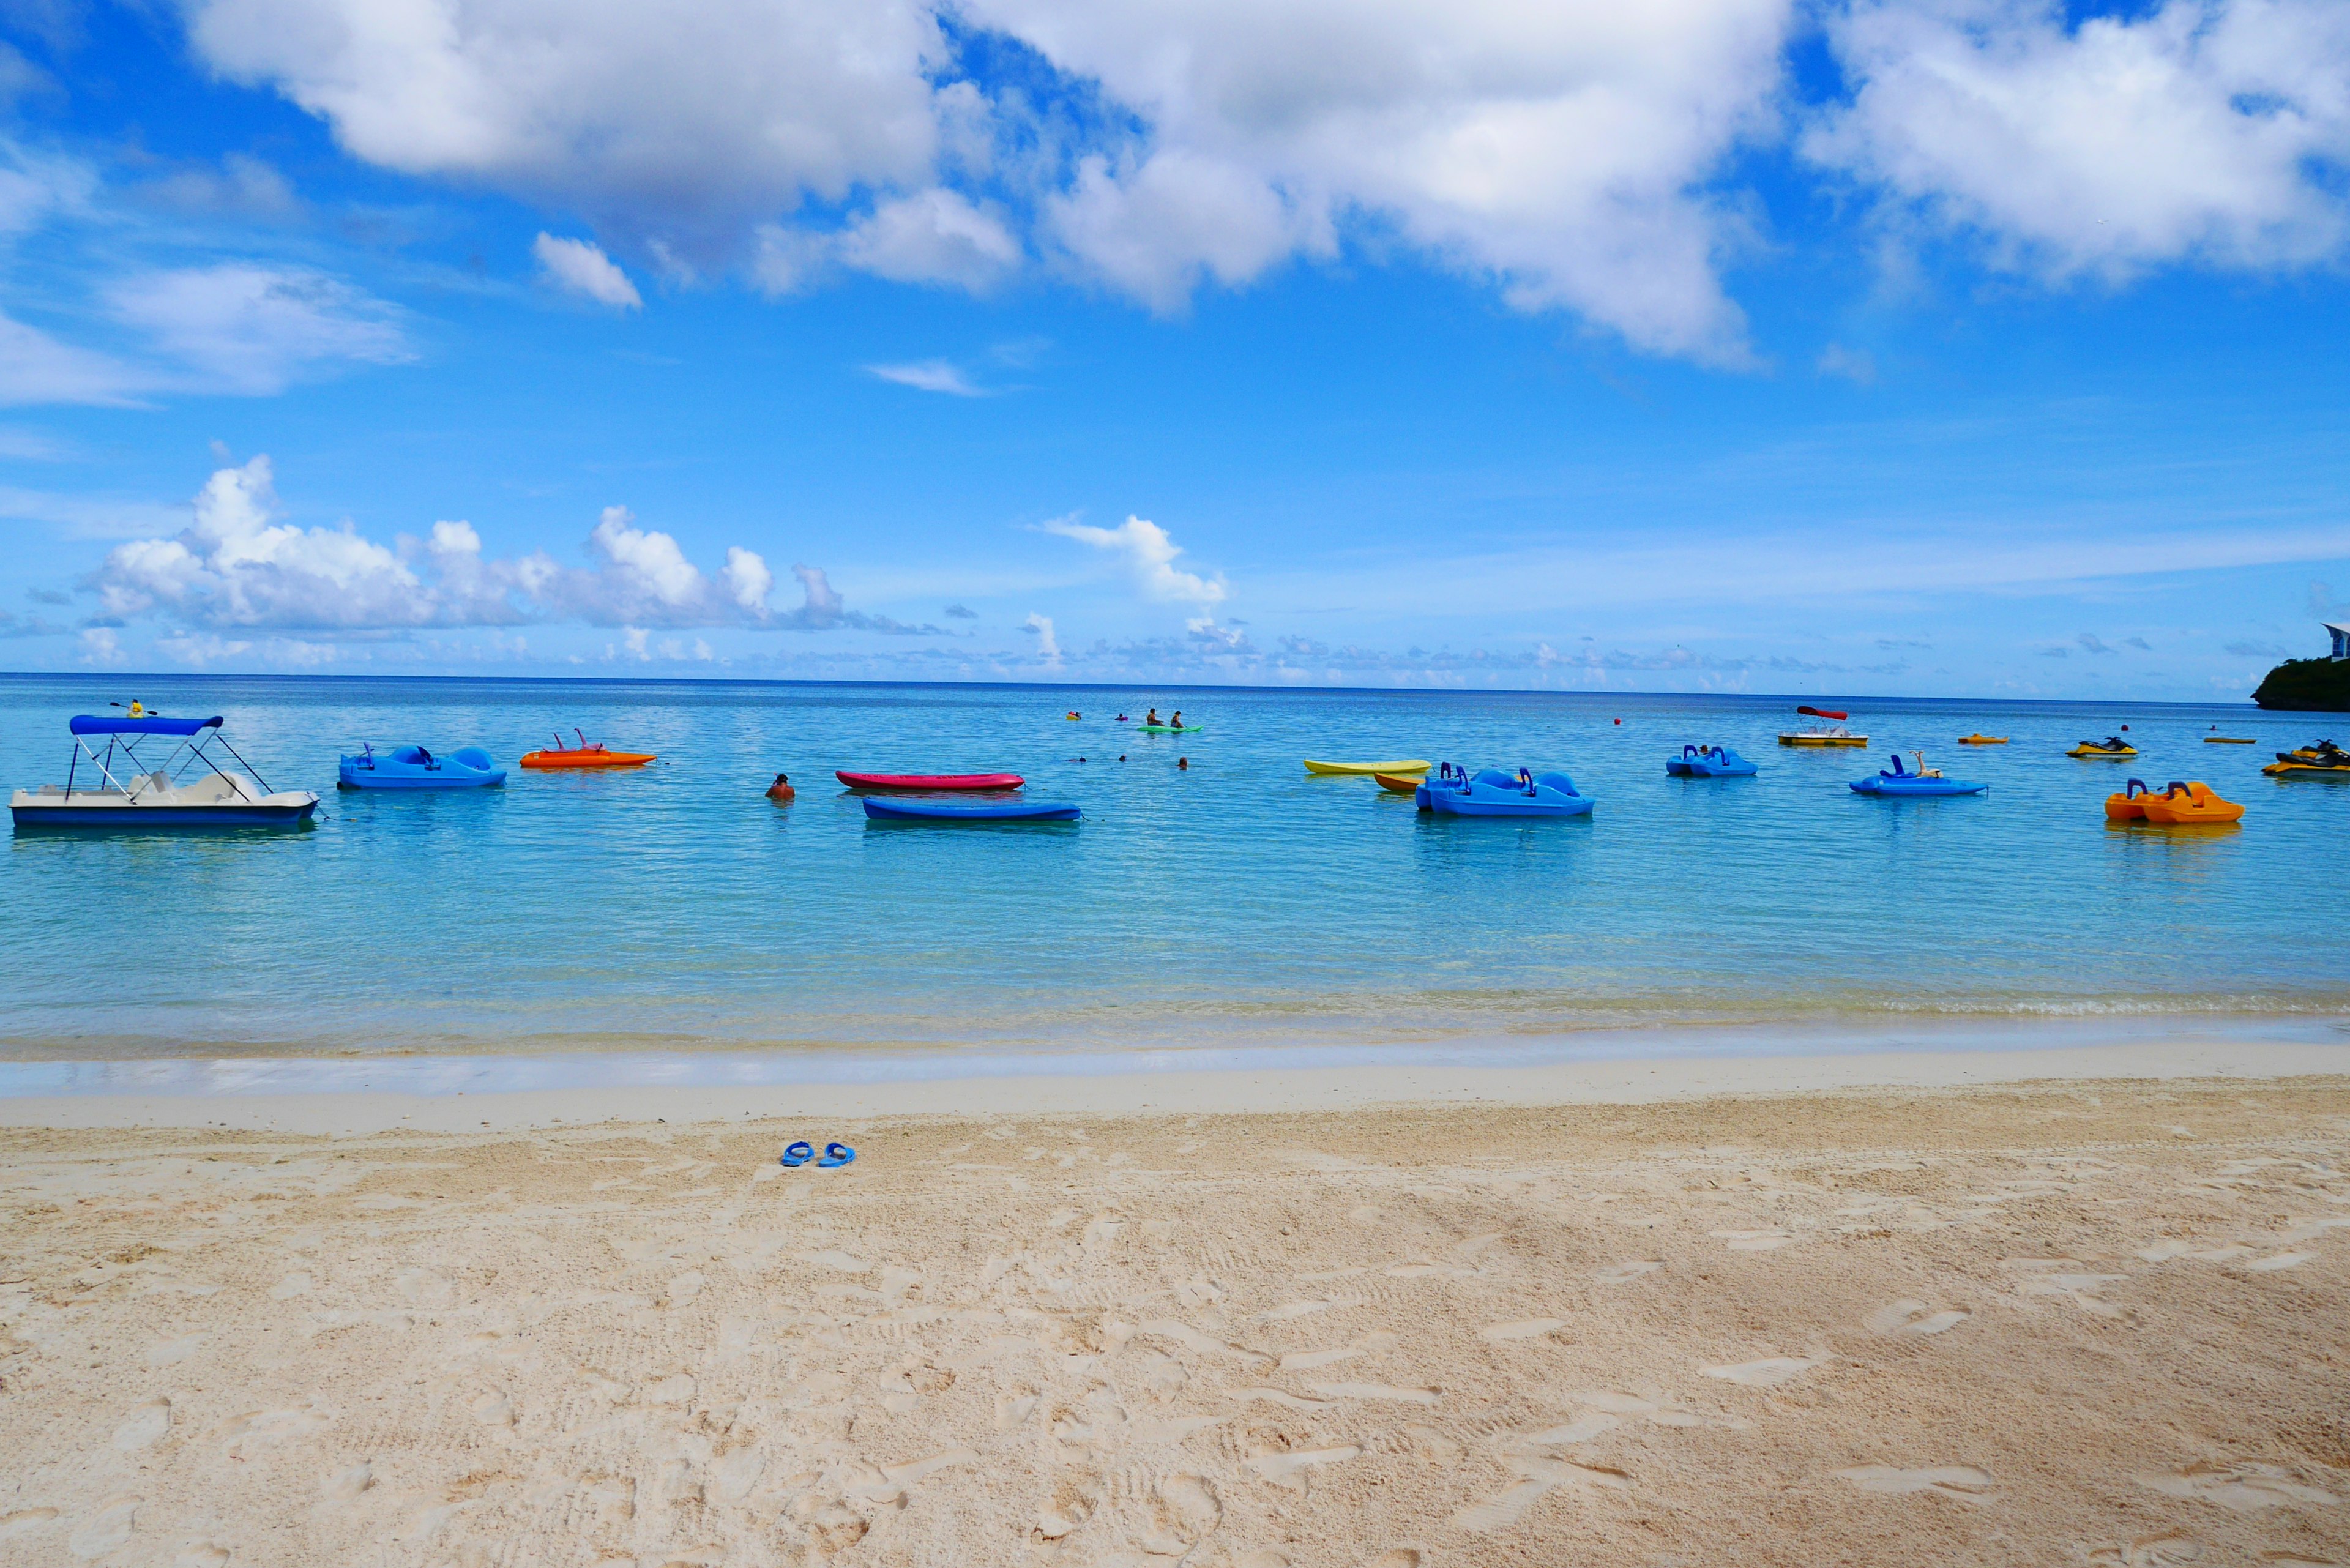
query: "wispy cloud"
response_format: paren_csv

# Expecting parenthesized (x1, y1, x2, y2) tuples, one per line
(865, 359, 988, 397)
(1038, 514, 1226, 609)
(533, 233, 643, 309)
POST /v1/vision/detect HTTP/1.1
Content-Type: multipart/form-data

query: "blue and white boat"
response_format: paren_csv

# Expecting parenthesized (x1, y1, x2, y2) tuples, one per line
(1416, 764, 1595, 818)
(1666, 744, 1758, 777)
(10, 710, 318, 829)
(338, 744, 507, 790)
(1849, 752, 1986, 797)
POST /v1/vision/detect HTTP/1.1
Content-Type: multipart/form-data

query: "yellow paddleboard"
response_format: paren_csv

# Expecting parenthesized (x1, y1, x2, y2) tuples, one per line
(1303, 758, 1430, 775)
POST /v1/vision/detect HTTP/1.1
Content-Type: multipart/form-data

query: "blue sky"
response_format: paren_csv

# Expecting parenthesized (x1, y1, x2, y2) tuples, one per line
(1, 0, 2346, 696)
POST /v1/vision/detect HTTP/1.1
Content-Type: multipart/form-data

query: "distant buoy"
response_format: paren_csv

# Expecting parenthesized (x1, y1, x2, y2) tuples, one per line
(766, 772, 794, 802)
(2120, 723, 2130, 731)
(1614, 718, 1622, 725)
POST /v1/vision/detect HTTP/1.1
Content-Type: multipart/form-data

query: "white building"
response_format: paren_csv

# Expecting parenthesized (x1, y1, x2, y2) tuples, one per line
(2331, 622, 2350, 660)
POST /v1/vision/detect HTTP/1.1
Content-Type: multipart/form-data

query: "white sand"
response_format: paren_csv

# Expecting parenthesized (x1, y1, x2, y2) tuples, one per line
(1, 1058, 2346, 1566)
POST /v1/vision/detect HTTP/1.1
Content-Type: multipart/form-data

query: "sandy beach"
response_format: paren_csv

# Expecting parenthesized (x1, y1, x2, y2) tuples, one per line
(2, 1064, 2346, 1567)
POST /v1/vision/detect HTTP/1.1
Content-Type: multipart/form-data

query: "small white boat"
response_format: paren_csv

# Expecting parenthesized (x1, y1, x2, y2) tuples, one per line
(10, 709, 318, 829)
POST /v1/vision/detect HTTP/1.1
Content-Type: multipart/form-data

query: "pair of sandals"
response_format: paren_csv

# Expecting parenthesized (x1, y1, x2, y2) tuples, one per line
(780, 1141, 856, 1168)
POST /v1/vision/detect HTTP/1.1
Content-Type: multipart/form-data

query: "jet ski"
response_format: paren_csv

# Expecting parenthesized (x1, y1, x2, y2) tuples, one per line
(2264, 739, 2350, 777)
(2068, 736, 2138, 758)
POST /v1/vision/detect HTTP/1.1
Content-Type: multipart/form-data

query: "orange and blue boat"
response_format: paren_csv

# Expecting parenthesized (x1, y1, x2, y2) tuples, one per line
(519, 730, 657, 769)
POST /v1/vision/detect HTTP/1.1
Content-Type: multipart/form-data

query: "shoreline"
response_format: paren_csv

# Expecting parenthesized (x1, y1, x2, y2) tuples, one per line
(2, 1032, 2343, 1133)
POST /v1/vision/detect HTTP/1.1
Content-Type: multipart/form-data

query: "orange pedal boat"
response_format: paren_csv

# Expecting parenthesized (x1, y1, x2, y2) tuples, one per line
(518, 730, 657, 769)
(2135, 779, 2243, 825)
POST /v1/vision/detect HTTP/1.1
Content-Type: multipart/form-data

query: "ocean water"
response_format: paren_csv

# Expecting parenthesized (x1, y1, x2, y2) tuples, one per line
(2, 673, 2346, 1066)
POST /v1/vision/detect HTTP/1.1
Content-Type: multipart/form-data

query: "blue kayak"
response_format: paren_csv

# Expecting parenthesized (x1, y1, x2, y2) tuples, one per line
(862, 797, 1080, 822)
(338, 744, 507, 790)
(1418, 764, 1594, 818)
(1667, 744, 1758, 778)
(1849, 752, 1984, 797)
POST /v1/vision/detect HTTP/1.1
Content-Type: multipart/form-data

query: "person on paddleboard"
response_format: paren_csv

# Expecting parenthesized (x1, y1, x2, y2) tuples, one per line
(1144, 707, 1162, 726)
(1168, 710, 1183, 729)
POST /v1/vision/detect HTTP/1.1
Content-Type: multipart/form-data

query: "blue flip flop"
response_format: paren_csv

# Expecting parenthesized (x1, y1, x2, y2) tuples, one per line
(816, 1141, 856, 1168)
(778, 1140, 815, 1168)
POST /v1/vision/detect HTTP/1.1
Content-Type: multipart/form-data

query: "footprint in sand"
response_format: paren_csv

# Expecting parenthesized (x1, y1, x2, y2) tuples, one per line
(1570, 1392, 1749, 1430)
(2135, 1463, 2341, 1511)
(393, 1267, 452, 1307)
(1451, 1456, 1630, 1531)
(1701, 1353, 1829, 1387)
(1480, 1318, 1567, 1343)
(2087, 1532, 2205, 1565)
(1833, 1465, 1994, 1499)
(1595, 1261, 1663, 1283)
(1280, 1329, 1397, 1370)
(67, 1495, 137, 1559)
(1133, 1473, 1221, 1556)
(171, 1545, 231, 1567)
(1362, 1553, 1421, 1567)
(1710, 1228, 1794, 1252)
(1246, 1443, 1362, 1492)
(1307, 1383, 1441, 1405)
(218, 1407, 327, 1454)
(1865, 1301, 1971, 1336)
(0, 1509, 57, 1542)
(112, 1398, 171, 1451)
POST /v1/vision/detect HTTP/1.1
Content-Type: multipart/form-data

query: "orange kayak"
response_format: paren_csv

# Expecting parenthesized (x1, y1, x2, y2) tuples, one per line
(519, 744, 655, 769)
(1373, 772, 1422, 794)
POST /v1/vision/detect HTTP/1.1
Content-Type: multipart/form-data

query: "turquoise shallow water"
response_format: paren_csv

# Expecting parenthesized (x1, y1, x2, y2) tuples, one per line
(2, 673, 2346, 1061)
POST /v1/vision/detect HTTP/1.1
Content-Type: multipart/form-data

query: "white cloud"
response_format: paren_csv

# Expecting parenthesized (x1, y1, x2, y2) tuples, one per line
(1023, 610, 1061, 665)
(533, 232, 643, 308)
(838, 187, 1021, 290)
(866, 359, 987, 395)
(982, 0, 1788, 357)
(0, 312, 141, 406)
(105, 264, 411, 395)
(1810, 0, 2350, 275)
(77, 625, 125, 666)
(77, 456, 897, 638)
(1817, 342, 1877, 384)
(722, 545, 773, 612)
(1040, 513, 1226, 608)
(179, 0, 953, 252)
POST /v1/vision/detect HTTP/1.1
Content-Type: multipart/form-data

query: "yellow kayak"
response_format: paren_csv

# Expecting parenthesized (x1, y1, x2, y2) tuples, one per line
(1956, 734, 2008, 745)
(1303, 758, 1430, 775)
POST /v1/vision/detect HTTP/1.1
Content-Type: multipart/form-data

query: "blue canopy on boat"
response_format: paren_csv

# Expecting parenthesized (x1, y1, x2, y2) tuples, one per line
(69, 714, 223, 737)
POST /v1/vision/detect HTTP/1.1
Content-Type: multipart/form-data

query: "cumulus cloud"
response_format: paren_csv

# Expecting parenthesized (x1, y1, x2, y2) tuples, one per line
(944, 602, 977, 618)
(78, 626, 125, 666)
(534, 233, 643, 308)
(77, 455, 935, 638)
(1023, 610, 1060, 665)
(1810, 0, 2350, 275)
(1040, 513, 1225, 608)
(162, 0, 2350, 361)
(179, 0, 953, 255)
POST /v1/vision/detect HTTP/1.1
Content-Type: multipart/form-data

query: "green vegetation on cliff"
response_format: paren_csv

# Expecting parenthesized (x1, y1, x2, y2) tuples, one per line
(2252, 657, 2350, 711)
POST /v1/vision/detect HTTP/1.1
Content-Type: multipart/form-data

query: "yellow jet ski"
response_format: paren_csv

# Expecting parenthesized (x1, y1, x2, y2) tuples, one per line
(2264, 740, 2350, 777)
(2068, 736, 2137, 758)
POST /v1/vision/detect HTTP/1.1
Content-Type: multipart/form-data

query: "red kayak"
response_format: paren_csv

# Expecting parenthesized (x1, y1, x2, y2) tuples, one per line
(835, 771, 1024, 792)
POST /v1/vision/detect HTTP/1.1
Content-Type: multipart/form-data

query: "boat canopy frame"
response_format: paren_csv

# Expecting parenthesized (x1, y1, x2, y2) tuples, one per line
(56, 715, 282, 805)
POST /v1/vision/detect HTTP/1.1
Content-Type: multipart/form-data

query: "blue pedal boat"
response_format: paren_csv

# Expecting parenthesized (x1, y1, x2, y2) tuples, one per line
(338, 744, 507, 790)
(1417, 764, 1595, 818)
(1849, 752, 1985, 797)
(862, 796, 1079, 823)
(1667, 744, 1758, 777)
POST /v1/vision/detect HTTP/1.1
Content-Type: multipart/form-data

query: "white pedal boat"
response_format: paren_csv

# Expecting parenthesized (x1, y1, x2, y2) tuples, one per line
(11, 711, 318, 829)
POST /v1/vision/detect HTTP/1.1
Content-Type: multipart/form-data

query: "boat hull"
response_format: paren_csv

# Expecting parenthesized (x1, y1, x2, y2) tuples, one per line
(1304, 759, 1429, 775)
(12, 798, 317, 828)
(338, 769, 505, 789)
(518, 751, 654, 769)
(1778, 734, 1868, 747)
(861, 797, 1078, 822)
(1849, 778, 1986, 796)
(836, 771, 1023, 791)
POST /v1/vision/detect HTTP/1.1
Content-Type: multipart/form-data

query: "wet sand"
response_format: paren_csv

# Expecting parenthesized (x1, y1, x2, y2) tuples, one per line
(1, 1072, 2346, 1566)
